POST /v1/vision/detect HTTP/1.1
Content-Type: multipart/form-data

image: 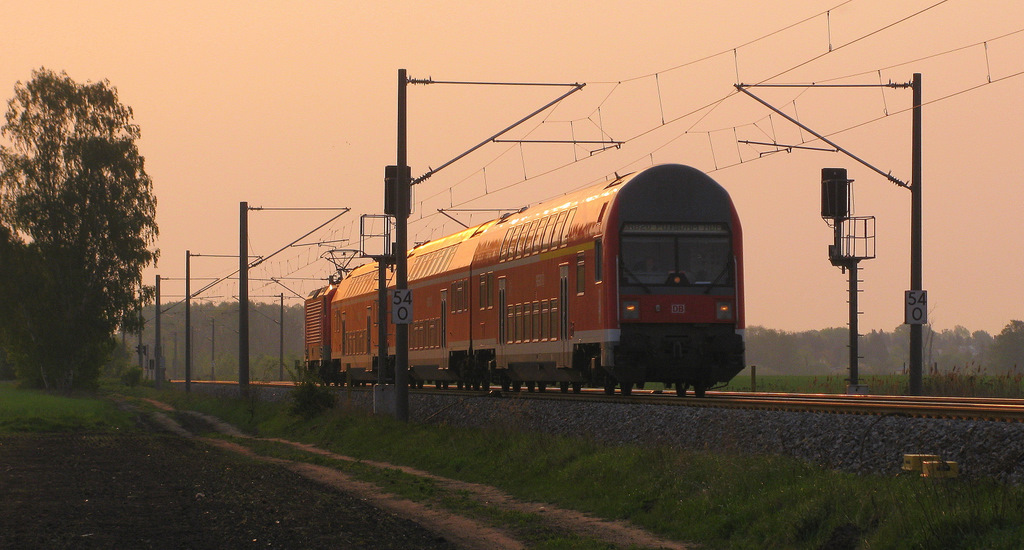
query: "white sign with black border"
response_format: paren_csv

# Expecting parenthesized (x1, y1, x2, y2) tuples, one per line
(391, 289, 412, 325)
(905, 290, 927, 325)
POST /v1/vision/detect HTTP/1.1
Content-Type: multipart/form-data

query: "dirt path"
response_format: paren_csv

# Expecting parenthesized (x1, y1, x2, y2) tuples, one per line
(163, 403, 695, 549)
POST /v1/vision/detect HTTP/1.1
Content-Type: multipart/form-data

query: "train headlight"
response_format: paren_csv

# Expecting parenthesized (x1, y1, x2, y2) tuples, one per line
(622, 300, 640, 320)
(716, 301, 733, 320)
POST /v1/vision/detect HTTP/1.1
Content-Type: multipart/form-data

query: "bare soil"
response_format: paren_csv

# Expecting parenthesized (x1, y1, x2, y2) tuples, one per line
(0, 429, 455, 548)
(0, 399, 693, 549)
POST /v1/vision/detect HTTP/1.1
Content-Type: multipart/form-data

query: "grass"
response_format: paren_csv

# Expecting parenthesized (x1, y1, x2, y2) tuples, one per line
(0, 381, 135, 433)
(126, 384, 1024, 550)
(6, 380, 1024, 548)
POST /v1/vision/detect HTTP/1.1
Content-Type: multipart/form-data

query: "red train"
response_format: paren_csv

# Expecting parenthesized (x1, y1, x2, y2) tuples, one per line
(305, 164, 745, 396)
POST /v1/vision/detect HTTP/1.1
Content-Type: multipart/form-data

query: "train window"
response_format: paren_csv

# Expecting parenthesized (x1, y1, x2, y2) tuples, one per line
(512, 225, 524, 259)
(479, 275, 487, 310)
(576, 252, 585, 295)
(516, 220, 535, 258)
(536, 219, 552, 252)
(619, 234, 732, 287)
(506, 305, 514, 344)
(543, 213, 559, 250)
(515, 304, 524, 342)
(677, 237, 733, 285)
(524, 303, 533, 342)
(497, 228, 509, 260)
(422, 250, 437, 277)
(524, 219, 540, 256)
(508, 225, 524, 261)
(458, 280, 469, 312)
(594, 238, 603, 282)
(532, 302, 541, 341)
(561, 208, 577, 247)
(486, 273, 494, 308)
(540, 300, 549, 339)
(412, 254, 423, 279)
(551, 211, 569, 249)
(537, 216, 553, 252)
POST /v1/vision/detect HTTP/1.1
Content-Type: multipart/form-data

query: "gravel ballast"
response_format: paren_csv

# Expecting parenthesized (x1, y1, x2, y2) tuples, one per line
(188, 383, 1024, 484)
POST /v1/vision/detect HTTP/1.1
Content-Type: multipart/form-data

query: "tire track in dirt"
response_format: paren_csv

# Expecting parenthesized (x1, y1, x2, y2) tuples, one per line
(149, 400, 695, 550)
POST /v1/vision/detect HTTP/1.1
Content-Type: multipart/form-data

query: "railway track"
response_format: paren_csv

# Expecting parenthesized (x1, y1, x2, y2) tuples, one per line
(183, 380, 1024, 422)
(481, 388, 1024, 422)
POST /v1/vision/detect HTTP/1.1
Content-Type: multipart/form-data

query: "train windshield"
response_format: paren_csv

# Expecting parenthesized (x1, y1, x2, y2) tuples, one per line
(620, 233, 732, 288)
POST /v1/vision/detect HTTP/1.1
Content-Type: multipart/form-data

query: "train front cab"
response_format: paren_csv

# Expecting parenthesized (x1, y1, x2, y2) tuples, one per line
(604, 164, 745, 396)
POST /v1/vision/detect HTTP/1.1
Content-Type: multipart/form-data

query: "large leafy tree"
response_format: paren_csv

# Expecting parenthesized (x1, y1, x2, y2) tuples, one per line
(0, 68, 158, 390)
(989, 320, 1024, 374)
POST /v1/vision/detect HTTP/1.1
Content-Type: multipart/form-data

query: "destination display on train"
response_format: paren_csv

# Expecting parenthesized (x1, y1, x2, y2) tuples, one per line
(621, 222, 728, 234)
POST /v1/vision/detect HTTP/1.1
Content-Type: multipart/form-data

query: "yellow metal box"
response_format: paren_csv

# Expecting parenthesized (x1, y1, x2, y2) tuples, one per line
(902, 454, 940, 471)
(921, 460, 959, 478)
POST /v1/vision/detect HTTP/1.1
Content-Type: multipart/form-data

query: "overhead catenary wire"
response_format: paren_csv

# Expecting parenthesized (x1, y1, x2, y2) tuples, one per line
(412, 3, 1021, 225)
(178, 1, 1024, 305)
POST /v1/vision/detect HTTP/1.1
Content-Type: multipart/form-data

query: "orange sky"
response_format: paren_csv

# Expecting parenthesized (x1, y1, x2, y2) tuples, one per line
(3, 0, 1023, 334)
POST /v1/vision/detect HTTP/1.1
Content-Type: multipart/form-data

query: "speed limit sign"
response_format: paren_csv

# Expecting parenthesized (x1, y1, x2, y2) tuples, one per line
(391, 289, 413, 325)
(905, 290, 927, 325)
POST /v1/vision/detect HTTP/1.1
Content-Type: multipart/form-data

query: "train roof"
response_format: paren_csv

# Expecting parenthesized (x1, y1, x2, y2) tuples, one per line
(305, 283, 336, 300)
(331, 164, 735, 302)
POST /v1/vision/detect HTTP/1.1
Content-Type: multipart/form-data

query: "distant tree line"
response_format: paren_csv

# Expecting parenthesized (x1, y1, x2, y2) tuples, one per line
(125, 301, 306, 383)
(746, 321, 1024, 376)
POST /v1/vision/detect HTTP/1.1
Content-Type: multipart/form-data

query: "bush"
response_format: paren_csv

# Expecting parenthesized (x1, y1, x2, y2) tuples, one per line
(0, 348, 14, 380)
(288, 372, 336, 419)
(121, 367, 143, 387)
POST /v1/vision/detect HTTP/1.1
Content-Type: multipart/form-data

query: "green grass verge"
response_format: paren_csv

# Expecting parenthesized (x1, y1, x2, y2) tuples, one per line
(0, 381, 135, 433)
(127, 385, 1024, 550)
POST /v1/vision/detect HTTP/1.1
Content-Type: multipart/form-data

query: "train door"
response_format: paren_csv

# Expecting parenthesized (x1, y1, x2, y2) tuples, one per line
(366, 306, 372, 373)
(559, 264, 570, 362)
(497, 277, 507, 360)
(440, 289, 448, 369)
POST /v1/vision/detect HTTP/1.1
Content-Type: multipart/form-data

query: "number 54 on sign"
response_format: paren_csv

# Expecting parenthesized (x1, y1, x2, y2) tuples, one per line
(905, 290, 927, 325)
(392, 289, 412, 325)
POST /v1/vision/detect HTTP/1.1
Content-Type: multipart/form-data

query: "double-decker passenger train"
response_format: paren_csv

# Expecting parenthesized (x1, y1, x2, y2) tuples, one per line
(305, 164, 745, 396)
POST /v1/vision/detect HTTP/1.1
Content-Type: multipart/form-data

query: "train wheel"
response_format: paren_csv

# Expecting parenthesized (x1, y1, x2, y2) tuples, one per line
(694, 383, 707, 398)
(526, 382, 536, 392)
(603, 381, 615, 395)
(620, 382, 633, 396)
(538, 382, 547, 392)
(559, 381, 569, 393)
(572, 382, 583, 393)
(512, 381, 522, 392)
(501, 380, 511, 392)
(675, 382, 688, 397)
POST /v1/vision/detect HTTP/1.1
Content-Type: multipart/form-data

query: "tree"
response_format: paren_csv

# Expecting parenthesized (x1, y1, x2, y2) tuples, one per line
(989, 320, 1024, 374)
(0, 68, 158, 390)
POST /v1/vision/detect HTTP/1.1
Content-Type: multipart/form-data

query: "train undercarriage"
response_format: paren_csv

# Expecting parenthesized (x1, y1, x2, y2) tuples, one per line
(309, 327, 743, 397)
